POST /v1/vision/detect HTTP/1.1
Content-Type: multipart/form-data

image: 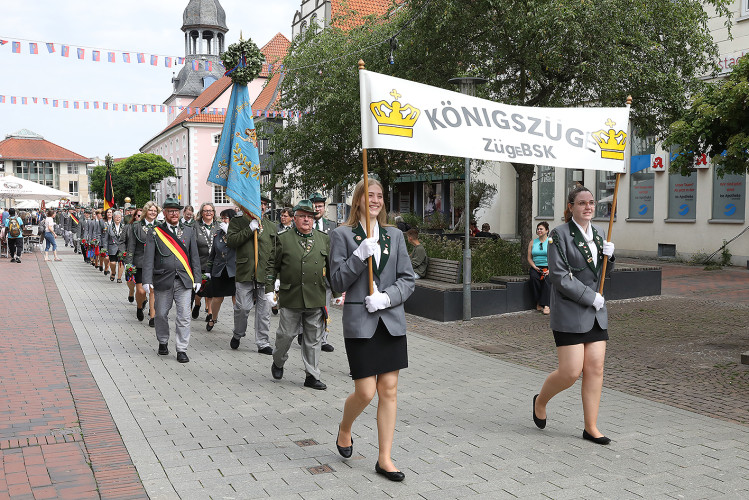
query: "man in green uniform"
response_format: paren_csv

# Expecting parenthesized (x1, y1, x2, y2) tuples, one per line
(228, 195, 278, 354)
(269, 200, 336, 390)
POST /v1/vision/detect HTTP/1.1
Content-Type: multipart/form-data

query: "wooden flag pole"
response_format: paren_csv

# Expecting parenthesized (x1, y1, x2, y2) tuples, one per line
(598, 94, 632, 295)
(358, 59, 374, 295)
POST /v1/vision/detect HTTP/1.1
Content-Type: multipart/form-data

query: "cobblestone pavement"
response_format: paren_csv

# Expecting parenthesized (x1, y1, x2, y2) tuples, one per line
(3, 247, 749, 499)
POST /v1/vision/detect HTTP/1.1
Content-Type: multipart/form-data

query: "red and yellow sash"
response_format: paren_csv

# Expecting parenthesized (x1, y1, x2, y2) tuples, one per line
(154, 226, 194, 283)
(70, 214, 79, 224)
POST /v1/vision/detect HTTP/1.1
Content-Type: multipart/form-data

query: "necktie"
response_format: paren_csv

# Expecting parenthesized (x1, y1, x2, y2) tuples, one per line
(171, 225, 178, 232)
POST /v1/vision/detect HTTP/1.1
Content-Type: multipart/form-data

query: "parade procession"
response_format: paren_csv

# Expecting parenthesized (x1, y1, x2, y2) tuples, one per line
(3, 0, 749, 498)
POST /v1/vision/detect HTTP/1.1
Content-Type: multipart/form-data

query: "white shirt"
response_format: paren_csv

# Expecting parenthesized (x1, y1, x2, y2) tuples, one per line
(572, 218, 597, 267)
(367, 221, 382, 268)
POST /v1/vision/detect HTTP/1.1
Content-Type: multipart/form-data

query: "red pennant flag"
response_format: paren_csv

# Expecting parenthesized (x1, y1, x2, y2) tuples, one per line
(84, 102, 89, 109)
(22, 97, 27, 105)
(29, 43, 38, 54)
(151, 105, 156, 112)
(108, 52, 115, 63)
(103, 102, 108, 110)
(32, 97, 37, 104)
(92, 50, 100, 62)
(11, 96, 16, 104)
(132, 105, 138, 112)
(53, 100, 59, 107)
(137, 53, 145, 63)
(165, 56, 172, 67)
(160, 105, 165, 112)
(61, 45, 69, 57)
(122, 52, 131, 63)
(94, 101, 99, 109)
(74, 101, 79, 109)
(142, 105, 147, 112)
(77, 48, 85, 59)
(113, 103, 118, 111)
(46, 42, 55, 53)
(192, 59, 199, 71)
(12, 42, 21, 53)
(43, 98, 48, 105)
(150, 55, 158, 65)
(206, 61, 212, 71)
(63, 101, 69, 108)
(0, 40, 8, 45)
(123, 104, 128, 112)
(177, 57, 184, 65)
(0, 96, 4, 103)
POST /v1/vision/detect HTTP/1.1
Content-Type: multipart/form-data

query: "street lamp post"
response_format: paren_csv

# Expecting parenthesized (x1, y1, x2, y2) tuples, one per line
(448, 76, 488, 321)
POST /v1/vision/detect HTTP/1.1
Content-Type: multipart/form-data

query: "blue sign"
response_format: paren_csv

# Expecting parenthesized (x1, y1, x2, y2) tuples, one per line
(724, 204, 737, 217)
(678, 204, 689, 216)
(638, 204, 648, 215)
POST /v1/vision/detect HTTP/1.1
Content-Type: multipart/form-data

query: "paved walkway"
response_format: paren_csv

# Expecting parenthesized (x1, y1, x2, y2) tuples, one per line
(1, 247, 748, 499)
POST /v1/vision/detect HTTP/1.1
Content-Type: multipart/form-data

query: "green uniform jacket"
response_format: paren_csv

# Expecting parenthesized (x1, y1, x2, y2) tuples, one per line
(268, 228, 333, 309)
(226, 214, 277, 283)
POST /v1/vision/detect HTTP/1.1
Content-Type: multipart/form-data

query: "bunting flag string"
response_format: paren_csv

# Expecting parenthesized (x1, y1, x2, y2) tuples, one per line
(0, 36, 224, 72)
(0, 93, 305, 118)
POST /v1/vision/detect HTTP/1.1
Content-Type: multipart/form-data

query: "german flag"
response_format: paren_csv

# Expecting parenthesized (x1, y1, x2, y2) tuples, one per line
(103, 166, 115, 210)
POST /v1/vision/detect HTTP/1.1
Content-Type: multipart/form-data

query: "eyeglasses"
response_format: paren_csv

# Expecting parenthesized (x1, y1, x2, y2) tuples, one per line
(202, 210, 214, 213)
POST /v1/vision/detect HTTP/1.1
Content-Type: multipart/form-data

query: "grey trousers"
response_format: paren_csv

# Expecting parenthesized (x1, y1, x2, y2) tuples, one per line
(154, 277, 192, 352)
(232, 281, 272, 349)
(274, 307, 324, 380)
(300, 287, 332, 344)
(63, 230, 73, 246)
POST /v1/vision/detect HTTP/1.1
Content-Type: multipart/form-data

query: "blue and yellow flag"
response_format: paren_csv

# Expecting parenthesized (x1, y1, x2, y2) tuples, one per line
(207, 84, 262, 219)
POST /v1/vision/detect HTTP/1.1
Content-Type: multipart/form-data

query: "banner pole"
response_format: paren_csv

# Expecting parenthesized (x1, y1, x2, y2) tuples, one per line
(598, 94, 632, 295)
(358, 59, 374, 295)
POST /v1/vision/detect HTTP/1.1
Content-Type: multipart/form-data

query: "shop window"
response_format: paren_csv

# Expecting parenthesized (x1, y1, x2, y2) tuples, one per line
(537, 165, 554, 217)
(711, 170, 746, 221)
(667, 171, 697, 220)
(595, 170, 617, 218)
(628, 133, 655, 220)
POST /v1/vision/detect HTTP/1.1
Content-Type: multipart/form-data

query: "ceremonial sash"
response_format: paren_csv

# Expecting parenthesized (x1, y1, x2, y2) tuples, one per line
(154, 226, 194, 283)
(70, 214, 79, 224)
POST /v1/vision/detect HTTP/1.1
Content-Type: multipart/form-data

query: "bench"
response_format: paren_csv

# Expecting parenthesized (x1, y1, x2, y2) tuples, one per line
(423, 258, 461, 284)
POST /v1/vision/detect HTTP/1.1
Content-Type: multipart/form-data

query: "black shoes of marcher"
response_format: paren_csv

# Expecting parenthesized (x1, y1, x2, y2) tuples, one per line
(582, 429, 611, 445)
(206, 320, 215, 332)
(297, 333, 302, 345)
(336, 426, 353, 458)
(271, 363, 284, 380)
(176, 351, 189, 363)
(303, 374, 326, 390)
(128, 295, 134, 303)
(321, 343, 334, 352)
(158, 343, 169, 355)
(192, 304, 200, 319)
(136, 306, 144, 321)
(149, 318, 155, 327)
(258, 346, 273, 355)
(533, 394, 546, 429)
(230, 337, 240, 350)
(375, 461, 405, 482)
(205, 313, 212, 323)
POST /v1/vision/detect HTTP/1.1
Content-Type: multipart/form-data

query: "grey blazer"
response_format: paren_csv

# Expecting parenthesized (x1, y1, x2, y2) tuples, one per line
(102, 223, 126, 255)
(548, 221, 614, 333)
(125, 220, 156, 269)
(329, 223, 415, 339)
(142, 223, 202, 291)
(207, 230, 236, 278)
(195, 220, 221, 272)
(314, 218, 337, 234)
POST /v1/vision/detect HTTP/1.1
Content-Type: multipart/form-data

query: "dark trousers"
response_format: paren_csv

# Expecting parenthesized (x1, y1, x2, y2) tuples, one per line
(529, 267, 550, 307)
(7, 238, 22, 259)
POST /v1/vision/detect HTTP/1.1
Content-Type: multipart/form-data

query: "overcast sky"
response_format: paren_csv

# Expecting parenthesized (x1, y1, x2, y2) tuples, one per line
(0, 0, 300, 159)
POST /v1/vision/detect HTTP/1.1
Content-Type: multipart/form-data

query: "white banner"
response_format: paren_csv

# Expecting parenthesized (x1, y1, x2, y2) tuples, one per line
(360, 70, 629, 173)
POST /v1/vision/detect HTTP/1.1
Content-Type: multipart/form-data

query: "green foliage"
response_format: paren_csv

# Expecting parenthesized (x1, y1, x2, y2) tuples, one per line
(399, 211, 422, 229)
(220, 38, 264, 85)
(452, 180, 498, 222)
(721, 240, 732, 266)
(90, 154, 174, 208)
(419, 234, 523, 282)
(666, 55, 749, 177)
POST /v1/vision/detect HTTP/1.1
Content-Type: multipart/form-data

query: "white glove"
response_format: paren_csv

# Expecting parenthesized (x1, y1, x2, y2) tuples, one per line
(193, 282, 201, 293)
(353, 236, 378, 261)
(333, 296, 344, 306)
(592, 292, 605, 311)
(365, 283, 391, 313)
(220, 221, 229, 233)
(274, 278, 280, 292)
(265, 291, 277, 307)
(204, 273, 211, 279)
(142, 283, 152, 294)
(602, 241, 615, 257)
(249, 219, 259, 231)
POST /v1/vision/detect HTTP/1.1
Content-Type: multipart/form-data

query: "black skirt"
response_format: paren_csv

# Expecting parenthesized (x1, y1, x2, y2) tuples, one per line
(208, 269, 236, 297)
(344, 319, 408, 379)
(553, 318, 609, 347)
(135, 268, 143, 284)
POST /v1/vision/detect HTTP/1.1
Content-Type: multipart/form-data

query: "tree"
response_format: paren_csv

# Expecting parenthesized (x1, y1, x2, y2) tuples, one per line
(452, 180, 498, 229)
(271, 0, 732, 268)
(117, 154, 176, 207)
(267, 6, 463, 207)
(665, 54, 749, 177)
(89, 154, 174, 207)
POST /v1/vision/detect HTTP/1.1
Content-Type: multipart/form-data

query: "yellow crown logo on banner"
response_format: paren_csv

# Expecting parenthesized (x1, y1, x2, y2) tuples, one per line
(370, 89, 421, 138)
(592, 119, 627, 160)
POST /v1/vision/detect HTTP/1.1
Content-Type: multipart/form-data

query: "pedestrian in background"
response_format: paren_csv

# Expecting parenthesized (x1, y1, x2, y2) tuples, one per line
(527, 221, 551, 315)
(43, 209, 61, 261)
(329, 177, 415, 482)
(4, 208, 24, 263)
(533, 186, 615, 445)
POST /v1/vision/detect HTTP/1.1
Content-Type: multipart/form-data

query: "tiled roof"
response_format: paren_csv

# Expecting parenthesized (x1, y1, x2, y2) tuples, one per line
(252, 72, 284, 112)
(0, 136, 90, 162)
(259, 33, 291, 78)
(155, 75, 233, 137)
(331, 0, 401, 28)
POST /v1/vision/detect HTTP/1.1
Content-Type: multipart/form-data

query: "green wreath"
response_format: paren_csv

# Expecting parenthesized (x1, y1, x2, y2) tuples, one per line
(220, 38, 265, 85)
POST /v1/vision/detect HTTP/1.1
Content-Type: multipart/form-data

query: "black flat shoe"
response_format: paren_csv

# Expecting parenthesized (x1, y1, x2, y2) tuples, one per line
(533, 394, 546, 429)
(303, 374, 326, 390)
(136, 305, 144, 322)
(271, 363, 284, 380)
(205, 313, 212, 323)
(158, 343, 169, 355)
(375, 461, 404, 482)
(258, 346, 273, 355)
(148, 317, 155, 327)
(321, 343, 334, 352)
(192, 304, 200, 319)
(206, 319, 215, 331)
(110, 276, 115, 281)
(336, 426, 353, 458)
(128, 295, 134, 303)
(582, 429, 611, 445)
(230, 337, 240, 350)
(177, 351, 189, 363)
